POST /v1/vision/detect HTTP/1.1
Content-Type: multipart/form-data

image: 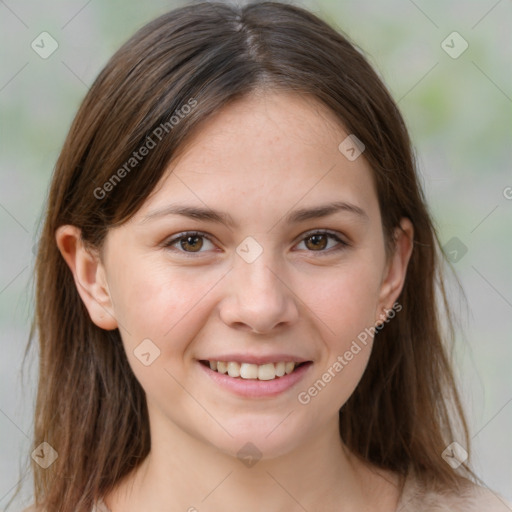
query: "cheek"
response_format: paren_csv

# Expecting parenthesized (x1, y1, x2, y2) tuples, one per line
(110, 261, 223, 408)
(292, 259, 382, 410)
(109, 259, 217, 355)
(299, 259, 383, 344)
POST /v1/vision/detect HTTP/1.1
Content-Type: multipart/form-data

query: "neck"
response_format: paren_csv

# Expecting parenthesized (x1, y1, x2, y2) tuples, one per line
(104, 408, 399, 512)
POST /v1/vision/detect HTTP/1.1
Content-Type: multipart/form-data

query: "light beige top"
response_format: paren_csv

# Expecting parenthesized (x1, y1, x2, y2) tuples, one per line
(396, 475, 511, 511)
(91, 474, 512, 511)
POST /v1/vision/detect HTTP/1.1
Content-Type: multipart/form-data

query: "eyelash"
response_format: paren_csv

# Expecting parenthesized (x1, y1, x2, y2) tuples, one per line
(162, 230, 349, 257)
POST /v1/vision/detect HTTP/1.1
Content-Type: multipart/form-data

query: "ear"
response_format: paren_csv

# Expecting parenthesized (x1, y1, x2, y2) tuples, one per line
(55, 225, 118, 330)
(376, 217, 414, 323)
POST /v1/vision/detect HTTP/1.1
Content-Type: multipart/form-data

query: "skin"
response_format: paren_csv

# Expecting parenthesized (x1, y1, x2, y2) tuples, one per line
(57, 90, 414, 512)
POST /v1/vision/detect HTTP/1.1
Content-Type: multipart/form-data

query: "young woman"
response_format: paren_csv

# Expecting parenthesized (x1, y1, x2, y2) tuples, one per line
(19, 2, 510, 511)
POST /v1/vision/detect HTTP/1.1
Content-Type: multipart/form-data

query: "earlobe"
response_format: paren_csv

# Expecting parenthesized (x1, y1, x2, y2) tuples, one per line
(55, 225, 118, 330)
(377, 218, 414, 318)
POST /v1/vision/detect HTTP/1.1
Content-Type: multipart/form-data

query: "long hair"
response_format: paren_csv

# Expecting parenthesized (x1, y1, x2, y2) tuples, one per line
(17, 2, 478, 510)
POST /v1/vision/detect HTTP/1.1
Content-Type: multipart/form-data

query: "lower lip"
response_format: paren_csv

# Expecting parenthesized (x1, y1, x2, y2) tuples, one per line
(197, 361, 313, 398)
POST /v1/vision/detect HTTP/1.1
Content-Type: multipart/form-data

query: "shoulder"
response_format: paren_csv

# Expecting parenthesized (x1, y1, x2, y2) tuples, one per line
(398, 475, 512, 512)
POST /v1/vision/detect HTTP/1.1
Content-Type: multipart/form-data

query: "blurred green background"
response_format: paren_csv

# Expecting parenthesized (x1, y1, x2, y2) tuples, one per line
(0, 0, 510, 508)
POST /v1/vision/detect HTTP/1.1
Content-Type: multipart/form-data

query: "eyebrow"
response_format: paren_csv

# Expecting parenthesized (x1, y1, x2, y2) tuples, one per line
(141, 200, 368, 227)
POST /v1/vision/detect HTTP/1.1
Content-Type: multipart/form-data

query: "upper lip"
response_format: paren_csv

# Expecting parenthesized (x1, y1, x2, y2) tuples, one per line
(198, 354, 312, 365)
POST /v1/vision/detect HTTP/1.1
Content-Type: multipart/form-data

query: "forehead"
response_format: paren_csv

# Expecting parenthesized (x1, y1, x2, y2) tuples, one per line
(136, 91, 380, 226)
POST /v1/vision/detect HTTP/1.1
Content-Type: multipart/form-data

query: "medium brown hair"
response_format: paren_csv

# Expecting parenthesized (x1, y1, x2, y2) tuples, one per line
(16, 1, 478, 510)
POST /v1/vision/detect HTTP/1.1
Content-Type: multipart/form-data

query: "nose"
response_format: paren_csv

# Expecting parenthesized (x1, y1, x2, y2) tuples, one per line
(219, 255, 299, 334)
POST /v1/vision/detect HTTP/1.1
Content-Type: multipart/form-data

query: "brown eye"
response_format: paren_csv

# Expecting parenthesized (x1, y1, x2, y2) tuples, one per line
(304, 234, 328, 251)
(296, 231, 347, 254)
(180, 234, 204, 252)
(164, 232, 215, 254)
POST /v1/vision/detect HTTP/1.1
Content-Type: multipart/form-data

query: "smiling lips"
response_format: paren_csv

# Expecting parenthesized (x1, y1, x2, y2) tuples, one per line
(198, 358, 313, 398)
(204, 360, 298, 381)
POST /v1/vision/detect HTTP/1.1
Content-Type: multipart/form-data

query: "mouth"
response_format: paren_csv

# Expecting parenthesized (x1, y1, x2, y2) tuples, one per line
(199, 360, 309, 381)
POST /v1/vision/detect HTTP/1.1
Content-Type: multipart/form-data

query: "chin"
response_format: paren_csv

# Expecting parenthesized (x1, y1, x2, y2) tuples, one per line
(201, 418, 307, 462)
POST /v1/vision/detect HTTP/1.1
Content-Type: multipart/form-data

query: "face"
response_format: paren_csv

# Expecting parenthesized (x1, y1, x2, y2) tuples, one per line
(60, 91, 412, 460)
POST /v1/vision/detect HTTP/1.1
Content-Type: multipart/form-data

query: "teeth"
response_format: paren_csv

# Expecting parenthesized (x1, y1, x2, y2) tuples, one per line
(258, 363, 276, 381)
(275, 362, 285, 377)
(207, 360, 300, 380)
(240, 363, 258, 379)
(227, 362, 240, 378)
